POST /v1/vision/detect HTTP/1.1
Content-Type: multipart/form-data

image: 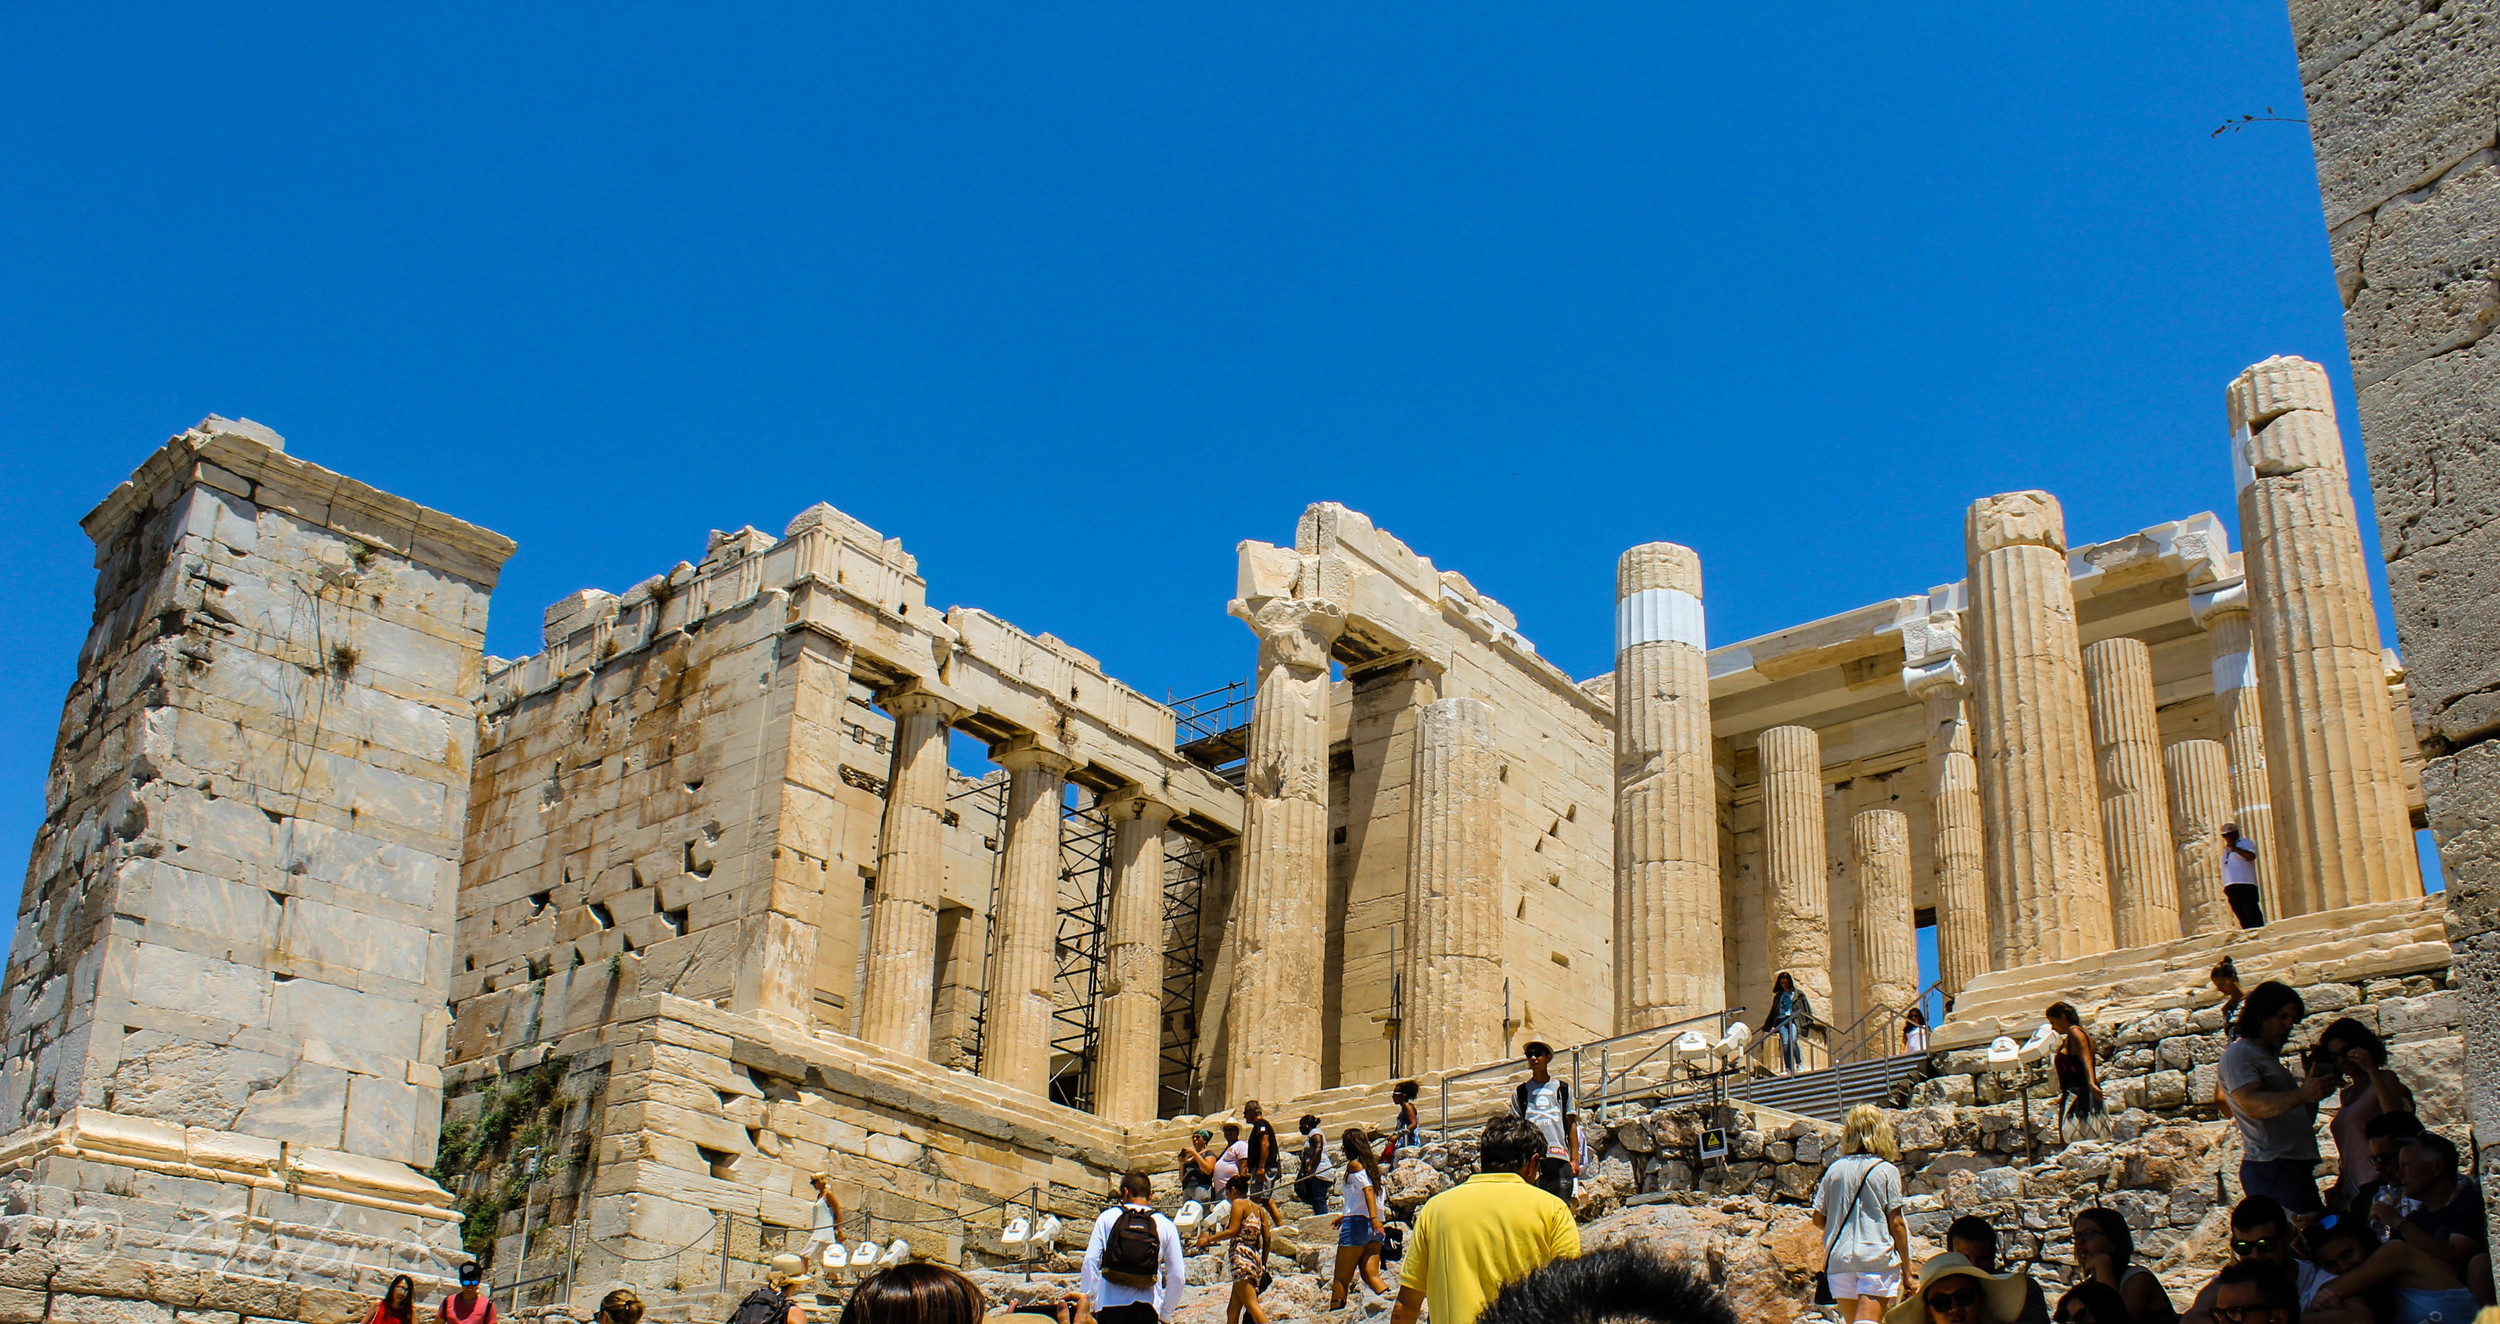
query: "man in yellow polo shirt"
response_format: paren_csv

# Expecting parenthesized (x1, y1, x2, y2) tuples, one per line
(1389, 1114, 1581, 1324)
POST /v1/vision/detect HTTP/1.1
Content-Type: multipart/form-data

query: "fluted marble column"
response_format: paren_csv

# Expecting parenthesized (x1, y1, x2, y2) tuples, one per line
(1759, 726, 1833, 1020)
(2164, 739, 2236, 936)
(2083, 637, 2182, 949)
(2230, 356, 2420, 912)
(981, 740, 1075, 1095)
(1613, 542, 1721, 1031)
(1966, 491, 2113, 965)
(1224, 595, 1346, 1104)
(1851, 809, 1919, 1019)
(2191, 579, 2285, 921)
(1096, 793, 1172, 1123)
(1405, 697, 1505, 1073)
(1903, 612, 1992, 992)
(860, 687, 966, 1057)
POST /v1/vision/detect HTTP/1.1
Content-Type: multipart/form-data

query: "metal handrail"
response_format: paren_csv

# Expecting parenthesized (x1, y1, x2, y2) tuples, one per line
(1586, 1007, 1750, 1124)
(1432, 1006, 1751, 1138)
(1826, 979, 1949, 1067)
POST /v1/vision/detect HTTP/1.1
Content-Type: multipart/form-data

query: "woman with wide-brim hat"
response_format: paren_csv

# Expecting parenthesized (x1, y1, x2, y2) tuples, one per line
(1883, 1254, 2032, 1324)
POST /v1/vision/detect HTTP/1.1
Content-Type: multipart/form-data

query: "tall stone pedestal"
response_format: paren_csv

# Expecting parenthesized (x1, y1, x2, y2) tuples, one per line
(0, 419, 513, 1296)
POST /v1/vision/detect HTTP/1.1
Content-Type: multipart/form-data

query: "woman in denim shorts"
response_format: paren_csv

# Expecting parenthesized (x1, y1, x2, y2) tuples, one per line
(1327, 1128, 1391, 1309)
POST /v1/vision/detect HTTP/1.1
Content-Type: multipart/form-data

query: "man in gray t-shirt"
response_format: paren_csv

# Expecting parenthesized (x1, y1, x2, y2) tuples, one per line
(2220, 980, 2336, 1217)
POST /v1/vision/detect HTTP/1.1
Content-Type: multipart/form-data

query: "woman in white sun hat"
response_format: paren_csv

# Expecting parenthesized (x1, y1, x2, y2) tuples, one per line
(1883, 1255, 2032, 1324)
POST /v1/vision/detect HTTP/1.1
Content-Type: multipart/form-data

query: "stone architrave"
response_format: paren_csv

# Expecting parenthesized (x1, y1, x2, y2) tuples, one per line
(1965, 491, 2114, 965)
(2190, 578, 2285, 921)
(2164, 739, 2236, 936)
(1758, 726, 1834, 1023)
(1404, 697, 1506, 1073)
(1224, 591, 1347, 1104)
(981, 739, 1076, 1095)
(2083, 637, 2183, 948)
(1095, 794, 1173, 1124)
(860, 687, 965, 1058)
(2230, 357, 2420, 913)
(1903, 611, 1992, 991)
(1612, 542, 1722, 1031)
(1850, 809, 1920, 1020)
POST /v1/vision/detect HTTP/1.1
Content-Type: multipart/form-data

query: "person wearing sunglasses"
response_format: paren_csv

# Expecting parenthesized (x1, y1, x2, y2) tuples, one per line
(2051, 1282, 2131, 1324)
(1881, 1255, 2028, 1324)
(2181, 1198, 2356, 1324)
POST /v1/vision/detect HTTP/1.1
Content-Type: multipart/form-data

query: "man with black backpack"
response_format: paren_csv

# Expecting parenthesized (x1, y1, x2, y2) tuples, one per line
(1511, 1042, 1580, 1203)
(1081, 1170, 1186, 1324)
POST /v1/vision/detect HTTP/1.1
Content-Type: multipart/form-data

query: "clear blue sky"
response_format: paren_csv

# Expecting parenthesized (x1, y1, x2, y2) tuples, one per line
(3, 5, 2428, 913)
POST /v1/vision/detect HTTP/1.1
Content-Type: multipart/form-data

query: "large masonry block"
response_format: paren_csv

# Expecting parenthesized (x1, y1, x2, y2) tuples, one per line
(0, 417, 512, 1283)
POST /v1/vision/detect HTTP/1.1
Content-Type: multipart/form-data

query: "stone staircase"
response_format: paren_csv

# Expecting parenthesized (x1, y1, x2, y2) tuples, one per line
(1727, 1052, 1930, 1124)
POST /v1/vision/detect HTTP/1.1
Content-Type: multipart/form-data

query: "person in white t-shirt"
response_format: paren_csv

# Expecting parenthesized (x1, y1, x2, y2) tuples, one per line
(1511, 1042, 1579, 1202)
(2221, 824, 2265, 929)
(1327, 1128, 1391, 1310)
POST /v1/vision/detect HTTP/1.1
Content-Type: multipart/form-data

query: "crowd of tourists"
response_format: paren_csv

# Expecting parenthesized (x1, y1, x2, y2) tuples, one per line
(395, 956, 2478, 1324)
(1829, 972, 2489, 1324)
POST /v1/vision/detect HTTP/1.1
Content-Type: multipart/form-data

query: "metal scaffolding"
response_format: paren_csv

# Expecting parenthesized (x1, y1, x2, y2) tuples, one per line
(1049, 798, 1114, 1111)
(1158, 839, 1214, 1115)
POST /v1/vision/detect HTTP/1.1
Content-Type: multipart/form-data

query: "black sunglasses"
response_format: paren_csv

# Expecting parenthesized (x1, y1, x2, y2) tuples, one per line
(2213, 1308, 2290, 1323)
(2231, 1237, 2282, 1256)
(1927, 1284, 1985, 1313)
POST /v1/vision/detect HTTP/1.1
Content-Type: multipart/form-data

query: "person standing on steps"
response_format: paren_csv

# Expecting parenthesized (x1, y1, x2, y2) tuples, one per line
(803, 1173, 846, 1274)
(1384, 1080, 1421, 1164)
(1769, 972, 1813, 1075)
(1177, 1130, 1216, 1205)
(2221, 981, 2336, 1220)
(437, 1264, 495, 1324)
(1194, 1176, 1271, 1324)
(1511, 1042, 1579, 1203)
(367, 1276, 417, 1324)
(1241, 1101, 1284, 1224)
(1296, 1114, 1334, 1214)
(1328, 1127, 1391, 1310)
(1813, 1104, 1910, 1324)
(2048, 1003, 2105, 1142)
(1081, 1170, 1187, 1324)
(2220, 825, 2264, 928)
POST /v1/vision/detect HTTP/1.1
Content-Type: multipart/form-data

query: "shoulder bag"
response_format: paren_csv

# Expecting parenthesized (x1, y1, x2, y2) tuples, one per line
(1813, 1156, 1876, 1306)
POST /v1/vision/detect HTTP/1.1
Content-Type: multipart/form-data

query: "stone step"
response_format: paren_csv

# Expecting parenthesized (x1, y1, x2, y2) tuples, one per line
(1935, 895, 2448, 1051)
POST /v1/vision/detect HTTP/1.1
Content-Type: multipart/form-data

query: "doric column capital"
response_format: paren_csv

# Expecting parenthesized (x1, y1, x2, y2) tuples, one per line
(881, 681, 969, 724)
(1966, 491, 2068, 558)
(1616, 542, 1702, 599)
(2189, 576, 2251, 627)
(1101, 788, 1176, 828)
(1229, 595, 1347, 672)
(2226, 355, 2335, 434)
(1900, 611, 1967, 699)
(992, 734, 1077, 777)
(1615, 542, 1706, 656)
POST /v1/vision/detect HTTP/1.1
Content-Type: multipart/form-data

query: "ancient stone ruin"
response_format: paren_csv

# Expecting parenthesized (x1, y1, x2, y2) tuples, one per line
(2, 2, 2492, 1318)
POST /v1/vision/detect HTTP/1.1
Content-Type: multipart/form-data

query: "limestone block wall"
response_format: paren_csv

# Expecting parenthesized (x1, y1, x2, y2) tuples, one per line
(442, 995, 1133, 1300)
(2284, 0, 2500, 1223)
(1297, 505, 1615, 1088)
(2, 417, 510, 1165)
(456, 532, 896, 1065)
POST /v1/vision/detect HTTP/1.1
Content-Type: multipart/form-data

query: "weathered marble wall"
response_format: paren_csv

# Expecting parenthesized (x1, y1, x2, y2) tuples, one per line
(2284, 0, 2500, 1219)
(0, 417, 513, 1296)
